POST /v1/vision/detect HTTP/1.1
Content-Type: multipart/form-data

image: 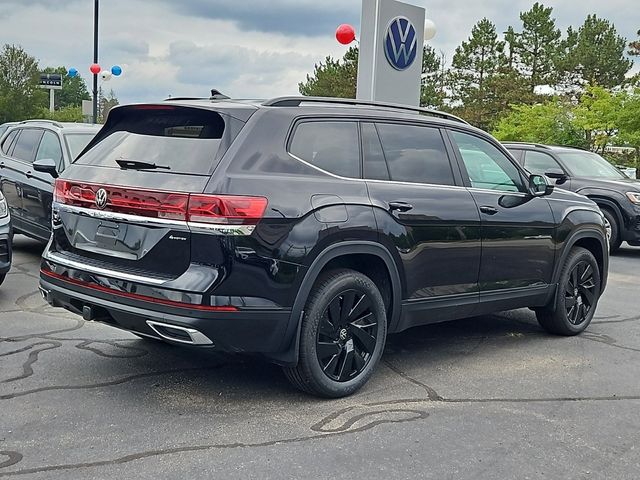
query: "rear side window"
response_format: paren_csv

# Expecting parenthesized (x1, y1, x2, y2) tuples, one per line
(75, 106, 241, 175)
(376, 123, 454, 185)
(12, 129, 43, 163)
(289, 121, 360, 178)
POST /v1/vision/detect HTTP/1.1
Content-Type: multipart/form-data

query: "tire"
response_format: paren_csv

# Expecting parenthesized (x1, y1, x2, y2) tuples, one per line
(601, 208, 622, 253)
(536, 247, 601, 336)
(283, 269, 387, 398)
(0, 273, 5, 287)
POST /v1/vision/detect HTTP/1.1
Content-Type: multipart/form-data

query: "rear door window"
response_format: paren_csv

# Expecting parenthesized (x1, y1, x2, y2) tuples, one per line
(289, 121, 360, 178)
(75, 106, 241, 175)
(362, 123, 390, 181)
(376, 123, 455, 186)
(12, 129, 43, 163)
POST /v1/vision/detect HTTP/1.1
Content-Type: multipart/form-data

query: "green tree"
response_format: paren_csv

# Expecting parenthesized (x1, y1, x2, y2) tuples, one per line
(573, 85, 624, 152)
(449, 18, 507, 129)
(99, 88, 119, 123)
(299, 46, 359, 99)
(0, 44, 45, 123)
(510, 2, 562, 92)
(492, 100, 584, 147)
(421, 46, 446, 109)
(41, 66, 90, 109)
(38, 105, 84, 122)
(617, 89, 640, 170)
(561, 15, 633, 88)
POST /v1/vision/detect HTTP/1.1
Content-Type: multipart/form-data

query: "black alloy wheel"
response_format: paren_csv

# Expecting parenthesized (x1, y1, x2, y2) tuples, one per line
(284, 269, 387, 398)
(316, 289, 379, 382)
(564, 260, 597, 326)
(536, 246, 601, 336)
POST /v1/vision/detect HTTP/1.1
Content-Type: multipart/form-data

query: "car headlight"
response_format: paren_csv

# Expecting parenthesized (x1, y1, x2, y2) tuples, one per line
(627, 192, 640, 205)
(0, 193, 8, 219)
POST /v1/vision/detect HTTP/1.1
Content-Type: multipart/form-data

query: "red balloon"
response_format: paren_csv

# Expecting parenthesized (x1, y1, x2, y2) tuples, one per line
(336, 24, 356, 45)
(90, 63, 101, 75)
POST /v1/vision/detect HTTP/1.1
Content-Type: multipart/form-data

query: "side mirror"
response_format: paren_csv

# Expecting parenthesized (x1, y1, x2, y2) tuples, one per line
(545, 168, 568, 185)
(33, 158, 58, 178)
(529, 174, 554, 197)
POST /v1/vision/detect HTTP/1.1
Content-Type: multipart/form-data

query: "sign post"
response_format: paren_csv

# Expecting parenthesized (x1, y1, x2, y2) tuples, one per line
(38, 74, 63, 113)
(356, 0, 426, 106)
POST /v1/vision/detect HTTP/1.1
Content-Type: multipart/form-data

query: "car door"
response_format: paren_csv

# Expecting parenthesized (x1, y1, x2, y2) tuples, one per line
(0, 129, 23, 223)
(363, 122, 481, 329)
(21, 130, 62, 240)
(447, 129, 556, 310)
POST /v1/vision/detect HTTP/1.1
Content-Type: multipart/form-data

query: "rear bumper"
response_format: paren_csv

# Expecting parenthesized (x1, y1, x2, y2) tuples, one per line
(40, 276, 294, 355)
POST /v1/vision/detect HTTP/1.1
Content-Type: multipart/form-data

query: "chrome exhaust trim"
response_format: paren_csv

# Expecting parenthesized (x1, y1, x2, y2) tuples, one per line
(145, 320, 214, 346)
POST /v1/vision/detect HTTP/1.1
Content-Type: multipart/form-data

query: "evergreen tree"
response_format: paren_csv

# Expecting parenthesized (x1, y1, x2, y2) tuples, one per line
(629, 29, 640, 56)
(421, 46, 446, 109)
(299, 47, 359, 99)
(561, 15, 633, 88)
(450, 18, 507, 129)
(510, 3, 561, 91)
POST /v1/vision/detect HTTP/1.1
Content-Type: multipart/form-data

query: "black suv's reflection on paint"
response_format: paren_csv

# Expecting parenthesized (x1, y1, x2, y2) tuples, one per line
(39, 96, 609, 397)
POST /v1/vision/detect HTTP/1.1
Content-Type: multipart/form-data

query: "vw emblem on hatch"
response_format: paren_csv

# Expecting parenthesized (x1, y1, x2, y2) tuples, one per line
(95, 188, 108, 210)
(384, 16, 418, 71)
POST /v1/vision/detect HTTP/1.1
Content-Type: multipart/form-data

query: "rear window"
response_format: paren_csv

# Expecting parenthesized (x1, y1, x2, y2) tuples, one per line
(289, 121, 360, 178)
(75, 106, 242, 175)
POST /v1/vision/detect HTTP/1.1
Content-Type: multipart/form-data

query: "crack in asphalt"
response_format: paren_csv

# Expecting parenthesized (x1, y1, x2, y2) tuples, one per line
(1, 342, 61, 384)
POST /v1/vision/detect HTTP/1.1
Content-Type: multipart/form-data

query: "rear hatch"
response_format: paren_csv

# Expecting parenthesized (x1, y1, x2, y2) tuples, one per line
(47, 103, 257, 283)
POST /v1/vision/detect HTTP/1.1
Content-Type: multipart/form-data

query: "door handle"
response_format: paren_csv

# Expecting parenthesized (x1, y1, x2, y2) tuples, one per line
(25, 170, 33, 178)
(389, 201, 414, 213)
(0, 162, 4, 168)
(479, 206, 499, 215)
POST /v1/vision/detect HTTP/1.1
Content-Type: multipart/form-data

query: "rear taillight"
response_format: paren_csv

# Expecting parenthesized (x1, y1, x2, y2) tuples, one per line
(187, 195, 268, 225)
(54, 180, 267, 226)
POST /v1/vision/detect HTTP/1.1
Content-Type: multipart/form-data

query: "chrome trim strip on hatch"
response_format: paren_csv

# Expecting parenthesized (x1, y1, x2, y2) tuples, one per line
(44, 251, 169, 286)
(54, 203, 256, 235)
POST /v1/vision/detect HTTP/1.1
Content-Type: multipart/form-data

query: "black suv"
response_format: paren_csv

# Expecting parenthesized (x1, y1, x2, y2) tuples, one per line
(0, 120, 100, 242)
(504, 143, 640, 252)
(39, 97, 609, 397)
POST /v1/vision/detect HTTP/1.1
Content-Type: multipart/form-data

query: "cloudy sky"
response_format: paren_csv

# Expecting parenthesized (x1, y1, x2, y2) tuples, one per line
(0, 0, 637, 103)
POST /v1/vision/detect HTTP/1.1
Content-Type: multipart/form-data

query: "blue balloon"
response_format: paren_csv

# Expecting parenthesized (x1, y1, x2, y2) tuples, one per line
(111, 65, 122, 76)
(68, 68, 78, 78)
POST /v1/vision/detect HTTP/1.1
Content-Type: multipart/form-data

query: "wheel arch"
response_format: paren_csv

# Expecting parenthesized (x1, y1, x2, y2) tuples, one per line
(585, 195, 624, 228)
(553, 228, 608, 294)
(269, 241, 402, 366)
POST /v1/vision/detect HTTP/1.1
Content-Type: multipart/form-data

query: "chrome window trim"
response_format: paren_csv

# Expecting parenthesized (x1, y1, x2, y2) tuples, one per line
(54, 203, 255, 235)
(44, 251, 169, 285)
(286, 152, 468, 192)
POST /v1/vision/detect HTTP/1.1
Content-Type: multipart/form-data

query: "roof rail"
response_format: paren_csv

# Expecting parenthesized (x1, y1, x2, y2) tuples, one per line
(18, 119, 65, 129)
(501, 141, 553, 150)
(263, 96, 468, 124)
(164, 97, 209, 102)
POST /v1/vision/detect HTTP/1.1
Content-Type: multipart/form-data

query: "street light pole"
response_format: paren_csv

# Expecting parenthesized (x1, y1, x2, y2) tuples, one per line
(92, 0, 99, 124)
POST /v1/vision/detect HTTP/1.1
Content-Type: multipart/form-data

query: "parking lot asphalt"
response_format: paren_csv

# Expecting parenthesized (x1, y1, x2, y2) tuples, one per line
(0, 236, 639, 479)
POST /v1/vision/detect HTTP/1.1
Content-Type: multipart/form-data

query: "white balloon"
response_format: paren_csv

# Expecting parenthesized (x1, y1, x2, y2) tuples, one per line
(100, 70, 112, 81)
(424, 19, 437, 41)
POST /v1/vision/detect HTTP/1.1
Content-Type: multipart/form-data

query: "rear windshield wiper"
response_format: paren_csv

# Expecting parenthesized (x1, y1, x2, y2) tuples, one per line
(115, 159, 171, 171)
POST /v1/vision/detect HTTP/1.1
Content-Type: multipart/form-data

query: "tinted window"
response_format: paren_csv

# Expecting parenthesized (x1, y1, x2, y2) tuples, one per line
(76, 106, 238, 175)
(289, 121, 360, 178)
(524, 150, 562, 175)
(556, 151, 626, 179)
(362, 123, 389, 181)
(12, 129, 43, 163)
(64, 133, 96, 160)
(376, 123, 454, 185)
(36, 131, 63, 168)
(1, 130, 19, 155)
(450, 131, 524, 192)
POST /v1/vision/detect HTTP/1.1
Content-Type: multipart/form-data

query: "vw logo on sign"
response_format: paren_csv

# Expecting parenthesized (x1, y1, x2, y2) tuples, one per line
(95, 188, 108, 210)
(384, 16, 418, 71)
